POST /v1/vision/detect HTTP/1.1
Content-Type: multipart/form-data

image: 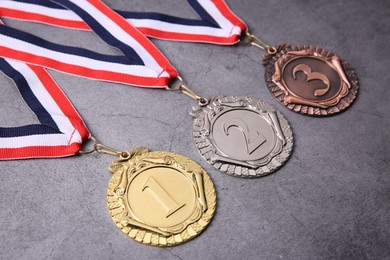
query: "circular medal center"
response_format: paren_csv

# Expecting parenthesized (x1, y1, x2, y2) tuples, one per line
(211, 109, 276, 161)
(282, 57, 342, 101)
(127, 167, 196, 228)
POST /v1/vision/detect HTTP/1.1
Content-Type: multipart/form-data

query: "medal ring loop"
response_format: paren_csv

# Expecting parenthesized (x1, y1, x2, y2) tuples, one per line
(266, 46, 276, 54)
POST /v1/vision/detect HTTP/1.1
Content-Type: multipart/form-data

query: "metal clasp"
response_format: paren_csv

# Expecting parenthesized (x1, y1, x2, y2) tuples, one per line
(240, 32, 276, 54)
(166, 76, 209, 106)
(79, 136, 131, 159)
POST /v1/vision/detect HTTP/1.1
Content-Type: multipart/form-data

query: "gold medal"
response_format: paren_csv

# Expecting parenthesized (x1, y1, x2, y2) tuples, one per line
(80, 138, 216, 247)
(102, 147, 216, 247)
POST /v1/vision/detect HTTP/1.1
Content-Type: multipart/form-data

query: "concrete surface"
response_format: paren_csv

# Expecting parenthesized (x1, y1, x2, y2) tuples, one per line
(1, 0, 389, 259)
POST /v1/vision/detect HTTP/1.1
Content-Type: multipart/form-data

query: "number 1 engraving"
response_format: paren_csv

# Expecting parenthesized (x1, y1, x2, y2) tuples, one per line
(142, 176, 185, 218)
(293, 64, 330, 96)
(223, 118, 266, 154)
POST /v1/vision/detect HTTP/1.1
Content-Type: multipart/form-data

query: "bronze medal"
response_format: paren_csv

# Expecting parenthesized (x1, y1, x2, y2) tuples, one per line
(263, 44, 358, 116)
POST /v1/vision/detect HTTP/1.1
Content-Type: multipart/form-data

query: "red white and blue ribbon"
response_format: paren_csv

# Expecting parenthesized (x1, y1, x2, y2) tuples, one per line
(0, 0, 177, 87)
(0, 58, 89, 159)
(0, 0, 181, 159)
(0, 0, 247, 45)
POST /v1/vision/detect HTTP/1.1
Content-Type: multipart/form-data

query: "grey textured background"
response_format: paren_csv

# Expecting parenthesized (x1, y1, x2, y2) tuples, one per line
(1, 0, 389, 259)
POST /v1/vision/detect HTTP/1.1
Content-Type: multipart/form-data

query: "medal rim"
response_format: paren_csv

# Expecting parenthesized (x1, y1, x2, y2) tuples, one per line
(264, 44, 359, 116)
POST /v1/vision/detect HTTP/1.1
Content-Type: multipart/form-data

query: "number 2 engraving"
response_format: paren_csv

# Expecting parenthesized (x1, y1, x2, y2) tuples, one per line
(223, 118, 266, 154)
(142, 177, 185, 218)
(292, 64, 330, 97)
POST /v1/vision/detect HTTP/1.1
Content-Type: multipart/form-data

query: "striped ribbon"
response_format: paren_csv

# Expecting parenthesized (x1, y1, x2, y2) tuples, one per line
(0, 0, 180, 159)
(0, 58, 89, 159)
(0, 0, 177, 87)
(0, 0, 247, 44)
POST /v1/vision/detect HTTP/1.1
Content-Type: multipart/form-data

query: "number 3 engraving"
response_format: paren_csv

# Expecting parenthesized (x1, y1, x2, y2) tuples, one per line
(223, 118, 266, 154)
(292, 64, 330, 97)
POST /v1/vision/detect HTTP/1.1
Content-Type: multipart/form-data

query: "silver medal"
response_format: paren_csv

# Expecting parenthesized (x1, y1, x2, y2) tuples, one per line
(191, 96, 293, 177)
